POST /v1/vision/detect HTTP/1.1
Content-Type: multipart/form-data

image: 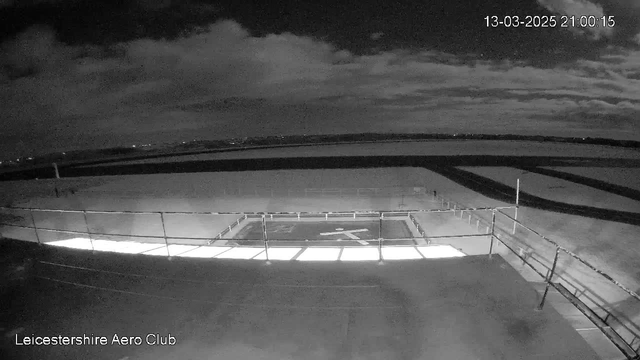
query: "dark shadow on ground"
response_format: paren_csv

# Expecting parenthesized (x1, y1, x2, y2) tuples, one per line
(427, 166, 640, 226)
(515, 166, 640, 202)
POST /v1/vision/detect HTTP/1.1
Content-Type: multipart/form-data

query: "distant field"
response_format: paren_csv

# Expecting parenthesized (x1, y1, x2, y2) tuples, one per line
(459, 166, 640, 213)
(75, 141, 640, 167)
(541, 167, 640, 192)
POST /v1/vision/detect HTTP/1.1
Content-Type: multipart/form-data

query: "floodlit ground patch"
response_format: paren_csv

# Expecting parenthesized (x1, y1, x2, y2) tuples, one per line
(91, 240, 164, 254)
(253, 247, 301, 260)
(175, 246, 232, 258)
(46, 237, 93, 250)
(214, 247, 263, 259)
(417, 245, 465, 258)
(339, 247, 380, 261)
(295, 247, 341, 261)
(381, 247, 423, 260)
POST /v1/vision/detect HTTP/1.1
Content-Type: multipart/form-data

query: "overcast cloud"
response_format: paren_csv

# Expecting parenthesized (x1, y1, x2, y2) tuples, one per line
(1, 19, 639, 157)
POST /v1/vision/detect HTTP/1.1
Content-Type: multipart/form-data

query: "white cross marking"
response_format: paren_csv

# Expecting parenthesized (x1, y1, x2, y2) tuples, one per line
(319, 229, 369, 240)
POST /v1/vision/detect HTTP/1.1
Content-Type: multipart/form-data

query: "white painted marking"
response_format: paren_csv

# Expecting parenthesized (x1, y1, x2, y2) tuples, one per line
(319, 228, 369, 239)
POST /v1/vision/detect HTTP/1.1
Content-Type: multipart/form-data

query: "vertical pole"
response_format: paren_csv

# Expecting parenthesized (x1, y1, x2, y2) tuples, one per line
(53, 162, 60, 179)
(262, 215, 270, 261)
(159, 212, 171, 259)
(82, 210, 94, 251)
(488, 210, 496, 258)
(378, 211, 383, 262)
(29, 209, 41, 245)
(513, 178, 520, 234)
(538, 248, 560, 310)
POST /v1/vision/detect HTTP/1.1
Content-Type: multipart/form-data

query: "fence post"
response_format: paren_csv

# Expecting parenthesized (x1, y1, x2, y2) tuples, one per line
(378, 211, 383, 262)
(159, 212, 171, 259)
(29, 209, 41, 245)
(82, 210, 95, 251)
(53, 162, 60, 179)
(513, 178, 520, 234)
(262, 215, 270, 262)
(488, 210, 496, 258)
(537, 248, 560, 310)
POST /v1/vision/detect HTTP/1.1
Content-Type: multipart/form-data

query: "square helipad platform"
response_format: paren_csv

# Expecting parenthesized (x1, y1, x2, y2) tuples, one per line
(229, 219, 416, 246)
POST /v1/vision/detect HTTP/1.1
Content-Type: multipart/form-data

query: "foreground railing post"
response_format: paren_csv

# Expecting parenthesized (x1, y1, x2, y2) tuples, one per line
(378, 211, 383, 262)
(29, 209, 41, 245)
(488, 210, 496, 258)
(537, 247, 560, 310)
(513, 179, 520, 234)
(159, 212, 171, 259)
(262, 214, 270, 262)
(82, 210, 95, 251)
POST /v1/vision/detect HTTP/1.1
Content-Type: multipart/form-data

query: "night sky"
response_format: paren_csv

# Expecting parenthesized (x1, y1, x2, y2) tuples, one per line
(1, 0, 639, 158)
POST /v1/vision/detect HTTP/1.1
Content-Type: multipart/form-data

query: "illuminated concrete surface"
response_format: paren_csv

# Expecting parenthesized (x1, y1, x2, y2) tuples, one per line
(20, 247, 602, 360)
(44, 238, 467, 261)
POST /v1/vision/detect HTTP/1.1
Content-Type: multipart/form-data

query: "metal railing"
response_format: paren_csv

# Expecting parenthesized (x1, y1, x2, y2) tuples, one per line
(1, 201, 637, 359)
(428, 190, 640, 360)
(0, 205, 501, 256)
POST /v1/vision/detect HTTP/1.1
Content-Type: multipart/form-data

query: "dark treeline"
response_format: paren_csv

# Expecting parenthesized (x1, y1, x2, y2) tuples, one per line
(2, 133, 639, 171)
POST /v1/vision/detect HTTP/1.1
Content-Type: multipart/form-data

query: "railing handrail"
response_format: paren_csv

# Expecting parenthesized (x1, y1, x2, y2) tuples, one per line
(494, 209, 640, 303)
(0, 206, 515, 216)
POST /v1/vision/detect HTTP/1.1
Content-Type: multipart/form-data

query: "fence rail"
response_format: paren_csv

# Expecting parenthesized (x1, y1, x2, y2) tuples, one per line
(426, 192, 640, 360)
(0, 200, 637, 359)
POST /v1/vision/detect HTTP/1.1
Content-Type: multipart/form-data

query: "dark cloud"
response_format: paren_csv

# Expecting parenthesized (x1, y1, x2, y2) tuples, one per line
(1, 19, 639, 158)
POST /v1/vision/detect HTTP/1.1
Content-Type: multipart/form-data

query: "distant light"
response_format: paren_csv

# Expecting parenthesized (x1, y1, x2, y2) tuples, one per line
(62, 152, 66, 155)
(132, 145, 136, 148)
(27, 157, 33, 160)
